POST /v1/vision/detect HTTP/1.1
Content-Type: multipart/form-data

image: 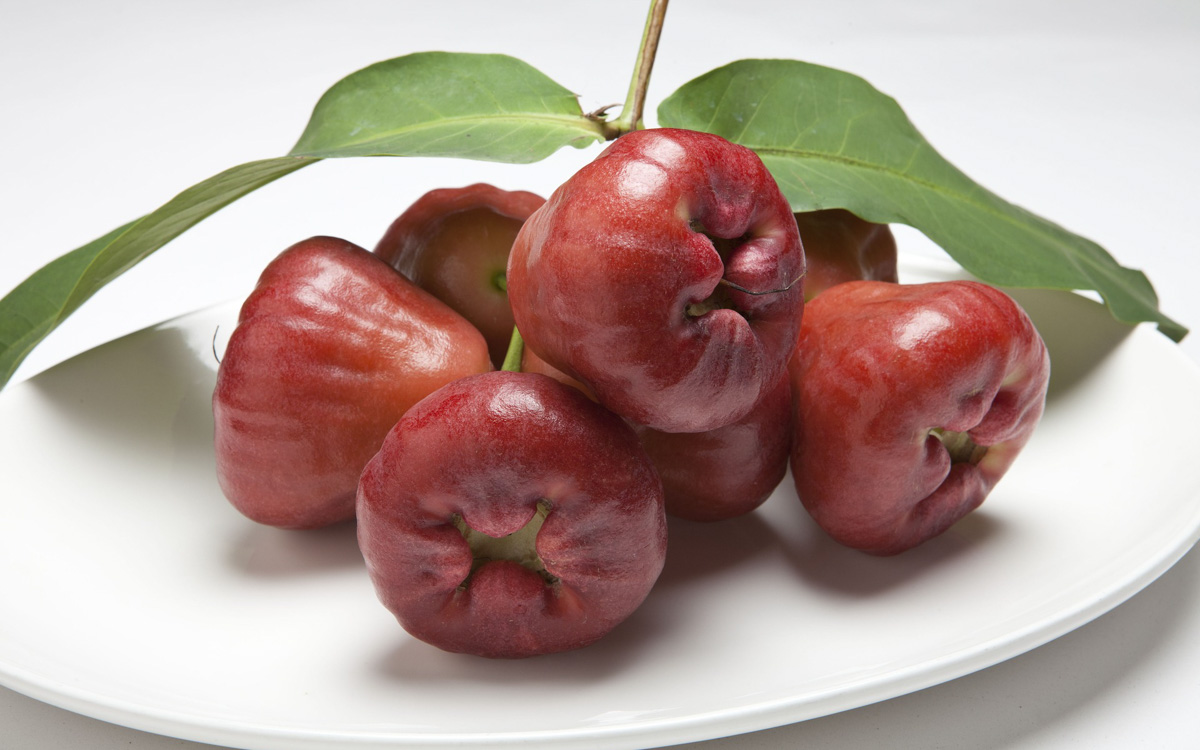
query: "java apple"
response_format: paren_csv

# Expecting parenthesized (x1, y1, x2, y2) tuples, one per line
(374, 183, 545, 367)
(356, 370, 667, 658)
(634, 376, 792, 522)
(521, 344, 790, 522)
(789, 280, 1050, 555)
(794, 209, 898, 299)
(507, 128, 806, 433)
(212, 236, 492, 530)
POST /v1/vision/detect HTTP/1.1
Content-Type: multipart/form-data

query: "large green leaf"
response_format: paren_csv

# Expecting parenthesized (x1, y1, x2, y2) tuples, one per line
(0, 52, 605, 390)
(658, 58, 1186, 341)
(291, 52, 605, 161)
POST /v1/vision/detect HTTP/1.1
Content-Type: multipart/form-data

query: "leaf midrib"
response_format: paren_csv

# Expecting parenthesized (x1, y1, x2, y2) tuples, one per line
(291, 112, 604, 155)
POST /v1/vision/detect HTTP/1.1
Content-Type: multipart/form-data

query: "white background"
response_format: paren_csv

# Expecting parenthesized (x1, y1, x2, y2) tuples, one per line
(1, 1, 1198, 747)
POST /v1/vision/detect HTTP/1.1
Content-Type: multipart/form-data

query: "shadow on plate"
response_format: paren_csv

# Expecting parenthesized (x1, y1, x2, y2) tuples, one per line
(227, 520, 364, 578)
(648, 479, 1011, 604)
(373, 583, 675, 685)
(27, 323, 218, 468)
(779, 506, 1009, 598)
(654, 511, 787, 590)
(646, 467, 1014, 599)
(1004, 287, 1134, 403)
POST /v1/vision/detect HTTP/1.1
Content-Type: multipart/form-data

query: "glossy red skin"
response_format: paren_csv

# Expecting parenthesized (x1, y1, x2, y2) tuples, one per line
(789, 280, 1050, 555)
(794, 209, 898, 300)
(634, 376, 792, 522)
(508, 128, 806, 433)
(357, 371, 667, 658)
(213, 236, 492, 530)
(525, 345, 790, 522)
(374, 183, 545, 367)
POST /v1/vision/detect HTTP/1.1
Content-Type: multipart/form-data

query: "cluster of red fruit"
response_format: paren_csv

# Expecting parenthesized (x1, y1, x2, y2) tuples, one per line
(213, 129, 1050, 658)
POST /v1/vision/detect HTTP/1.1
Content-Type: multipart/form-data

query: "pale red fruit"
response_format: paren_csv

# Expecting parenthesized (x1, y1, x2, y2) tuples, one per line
(524, 346, 791, 521)
(635, 376, 792, 522)
(213, 236, 492, 530)
(794, 209, 898, 299)
(375, 183, 544, 367)
(789, 280, 1050, 555)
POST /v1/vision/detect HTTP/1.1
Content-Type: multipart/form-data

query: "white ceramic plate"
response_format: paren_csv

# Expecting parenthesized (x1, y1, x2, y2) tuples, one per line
(2, 256, 1199, 750)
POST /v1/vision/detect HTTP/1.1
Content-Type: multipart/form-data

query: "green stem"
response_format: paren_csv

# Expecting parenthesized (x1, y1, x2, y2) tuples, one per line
(607, 0, 670, 138)
(501, 326, 525, 373)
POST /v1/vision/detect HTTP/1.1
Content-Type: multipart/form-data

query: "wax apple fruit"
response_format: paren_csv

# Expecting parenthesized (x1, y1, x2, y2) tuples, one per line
(375, 183, 545, 367)
(507, 128, 806, 433)
(789, 280, 1050, 555)
(357, 371, 667, 658)
(794, 209, 898, 299)
(525, 343, 791, 522)
(213, 236, 492, 530)
(634, 376, 792, 522)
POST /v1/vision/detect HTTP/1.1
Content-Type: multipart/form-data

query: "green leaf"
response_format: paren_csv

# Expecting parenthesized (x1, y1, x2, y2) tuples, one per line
(0, 52, 606, 391)
(0, 157, 316, 387)
(658, 58, 1186, 342)
(290, 52, 605, 162)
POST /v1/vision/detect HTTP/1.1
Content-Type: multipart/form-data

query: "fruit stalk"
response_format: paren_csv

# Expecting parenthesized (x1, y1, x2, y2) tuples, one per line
(501, 326, 525, 373)
(608, 0, 670, 138)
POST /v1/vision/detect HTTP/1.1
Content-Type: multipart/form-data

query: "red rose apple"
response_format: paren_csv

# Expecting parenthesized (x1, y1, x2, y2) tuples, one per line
(634, 376, 792, 522)
(212, 236, 492, 530)
(523, 345, 791, 522)
(789, 280, 1050, 555)
(374, 183, 545, 367)
(357, 371, 667, 658)
(794, 209, 898, 299)
(507, 128, 806, 433)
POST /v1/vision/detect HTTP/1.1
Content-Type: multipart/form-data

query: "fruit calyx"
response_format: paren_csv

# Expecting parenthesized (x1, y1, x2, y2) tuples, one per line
(491, 269, 508, 293)
(684, 220, 806, 318)
(452, 501, 558, 586)
(931, 427, 989, 465)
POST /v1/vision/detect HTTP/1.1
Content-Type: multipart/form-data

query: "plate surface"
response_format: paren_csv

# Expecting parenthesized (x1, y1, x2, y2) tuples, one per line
(2, 257, 1199, 750)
